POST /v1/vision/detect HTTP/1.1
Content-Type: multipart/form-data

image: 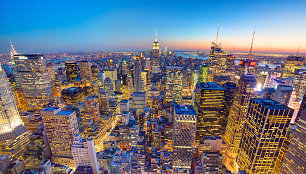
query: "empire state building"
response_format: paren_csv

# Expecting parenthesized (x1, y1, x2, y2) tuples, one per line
(152, 30, 160, 74)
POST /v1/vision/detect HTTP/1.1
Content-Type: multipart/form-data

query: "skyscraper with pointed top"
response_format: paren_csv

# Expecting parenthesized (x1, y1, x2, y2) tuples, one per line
(152, 30, 160, 74)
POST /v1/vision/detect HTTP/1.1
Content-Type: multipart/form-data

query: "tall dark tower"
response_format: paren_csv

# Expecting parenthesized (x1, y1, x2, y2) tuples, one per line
(152, 30, 160, 74)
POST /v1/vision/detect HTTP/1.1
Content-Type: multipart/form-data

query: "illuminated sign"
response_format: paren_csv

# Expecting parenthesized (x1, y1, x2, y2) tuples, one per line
(239, 60, 244, 65)
(249, 61, 257, 66)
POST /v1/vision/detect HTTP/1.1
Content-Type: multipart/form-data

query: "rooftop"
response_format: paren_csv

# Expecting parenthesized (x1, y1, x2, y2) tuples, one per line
(57, 110, 74, 116)
(253, 98, 292, 110)
(41, 107, 60, 112)
(175, 104, 197, 115)
(197, 82, 226, 91)
(222, 82, 237, 89)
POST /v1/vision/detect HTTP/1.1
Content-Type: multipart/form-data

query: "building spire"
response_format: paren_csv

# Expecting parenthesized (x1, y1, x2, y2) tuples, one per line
(155, 29, 158, 42)
(296, 41, 301, 56)
(248, 28, 255, 60)
(10, 39, 18, 60)
(216, 21, 219, 45)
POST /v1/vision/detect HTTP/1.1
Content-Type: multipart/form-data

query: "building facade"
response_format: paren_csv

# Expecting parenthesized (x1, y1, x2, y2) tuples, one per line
(14, 54, 53, 111)
(236, 99, 293, 174)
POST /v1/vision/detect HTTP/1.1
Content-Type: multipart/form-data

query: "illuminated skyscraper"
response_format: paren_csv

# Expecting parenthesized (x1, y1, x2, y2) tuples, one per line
(152, 30, 160, 74)
(133, 57, 142, 92)
(166, 66, 184, 103)
(72, 134, 99, 174)
(172, 104, 197, 171)
(41, 107, 79, 166)
(65, 62, 78, 82)
(79, 61, 93, 82)
(0, 65, 29, 159)
(273, 85, 293, 106)
(280, 92, 306, 174)
(61, 87, 86, 106)
(194, 82, 226, 139)
(0, 65, 25, 141)
(14, 54, 53, 111)
(98, 89, 110, 114)
(236, 99, 293, 174)
(282, 55, 305, 78)
(222, 82, 237, 127)
(224, 73, 256, 159)
(199, 64, 208, 83)
(208, 41, 230, 81)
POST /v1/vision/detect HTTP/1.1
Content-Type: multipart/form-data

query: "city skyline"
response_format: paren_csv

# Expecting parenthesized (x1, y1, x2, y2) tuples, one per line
(1, 0, 306, 54)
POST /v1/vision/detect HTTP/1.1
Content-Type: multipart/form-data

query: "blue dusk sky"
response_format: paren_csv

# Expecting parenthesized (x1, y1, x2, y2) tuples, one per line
(0, 0, 305, 53)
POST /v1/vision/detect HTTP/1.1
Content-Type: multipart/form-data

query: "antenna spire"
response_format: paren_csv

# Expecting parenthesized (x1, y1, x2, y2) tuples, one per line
(248, 28, 255, 60)
(216, 21, 219, 45)
(155, 29, 158, 42)
(296, 41, 301, 56)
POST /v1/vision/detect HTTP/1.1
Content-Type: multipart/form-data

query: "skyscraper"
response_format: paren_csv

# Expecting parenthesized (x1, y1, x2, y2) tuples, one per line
(133, 57, 142, 92)
(194, 82, 226, 139)
(14, 54, 53, 111)
(236, 99, 293, 174)
(199, 64, 208, 83)
(65, 62, 78, 82)
(0, 65, 29, 159)
(273, 85, 293, 106)
(280, 92, 306, 174)
(172, 104, 197, 171)
(152, 30, 160, 74)
(98, 89, 110, 114)
(165, 66, 184, 103)
(41, 107, 79, 166)
(282, 55, 305, 78)
(0, 65, 25, 141)
(79, 61, 93, 82)
(71, 134, 99, 174)
(224, 73, 256, 159)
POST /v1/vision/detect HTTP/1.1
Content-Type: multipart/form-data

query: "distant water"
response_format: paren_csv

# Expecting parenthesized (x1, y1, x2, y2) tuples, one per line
(175, 52, 209, 60)
(175, 52, 279, 69)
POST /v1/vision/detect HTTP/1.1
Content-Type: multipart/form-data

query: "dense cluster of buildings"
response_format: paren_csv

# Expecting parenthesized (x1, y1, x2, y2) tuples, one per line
(0, 31, 305, 174)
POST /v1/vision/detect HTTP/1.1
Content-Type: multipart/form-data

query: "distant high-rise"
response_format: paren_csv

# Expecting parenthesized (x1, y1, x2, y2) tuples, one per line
(273, 85, 293, 106)
(224, 73, 256, 159)
(165, 66, 184, 103)
(172, 104, 197, 171)
(61, 87, 85, 106)
(133, 57, 142, 92)
(79, 61, 93, 82)
(65, 62, 78, 82)
(72, 135, 99, 174)
(41, 107, 79, 167)
(98, 89, 110, 114)
(199, 64, 208, 83)
(280, 92, 306, 174)
(194, 82, 226, 139)
(0, 65, 29, 159)
(282, 55, 305, 78)
(14, 54, 53, 111)
(236, 99, 293, 174)
(152, 30, 160, 74)
(208, 43, 229, 82)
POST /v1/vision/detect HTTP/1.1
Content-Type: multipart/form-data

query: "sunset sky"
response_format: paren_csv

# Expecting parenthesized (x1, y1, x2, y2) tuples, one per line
(0, 0, 305, 53)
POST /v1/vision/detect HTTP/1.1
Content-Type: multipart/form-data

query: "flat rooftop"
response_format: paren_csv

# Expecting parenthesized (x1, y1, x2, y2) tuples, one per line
(175, 104, 197, 115)
(57, 110, 74, 116)
(41, 107, 60, 112)
(197, 82, 226, 91)
(253, 98, 291, 110)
